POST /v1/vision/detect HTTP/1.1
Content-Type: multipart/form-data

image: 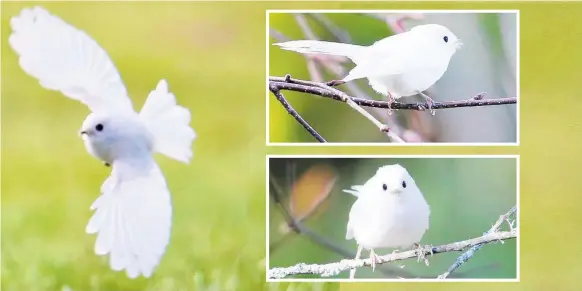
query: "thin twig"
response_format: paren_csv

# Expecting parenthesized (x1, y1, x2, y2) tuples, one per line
(308, 14, 352, 43)
(271, 75, 406, 143)
(437, 206, 517, 279)
(268, 230, 516, 279)
(270, 76, 517, 111)
(269, 28, 290, 42)
(269, 83, 326, 142)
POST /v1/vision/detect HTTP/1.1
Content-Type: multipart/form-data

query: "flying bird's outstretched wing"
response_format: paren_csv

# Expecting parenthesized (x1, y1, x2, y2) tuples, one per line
(86, 156, 172, 278)
(140, 80, 196, 164)
(9, 6, 133, 114)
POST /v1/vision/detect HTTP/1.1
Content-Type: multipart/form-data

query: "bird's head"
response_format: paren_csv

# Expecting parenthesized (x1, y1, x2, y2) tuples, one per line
(411, 24, 463, 57)
(79, 113, 120, 162)
(80, 113, 115, 141)
(371, 164, 416, 196)
(80, 113, 151, 163)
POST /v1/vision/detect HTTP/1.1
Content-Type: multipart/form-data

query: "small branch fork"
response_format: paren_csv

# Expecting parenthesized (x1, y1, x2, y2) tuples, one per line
(269, 83, 326, 142)
(267, 206, 517, 280)
(437, 206, 518, 279)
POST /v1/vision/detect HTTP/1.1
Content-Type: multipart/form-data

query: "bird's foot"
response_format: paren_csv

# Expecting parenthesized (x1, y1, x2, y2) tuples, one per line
(369, 249, 382, 272)
(419, 92, 436, 115)
(326, 79, 345, 87)
(104, 162, 110, 167)
(469, 92, 487, 101)
(413, 243, 431, 266)
(426, 97, 436, 116)
(386, 93, 395, 115)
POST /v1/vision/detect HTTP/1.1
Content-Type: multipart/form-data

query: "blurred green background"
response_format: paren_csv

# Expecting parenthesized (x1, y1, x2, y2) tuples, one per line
(1, 1, 582, 291)
(269, 11, 517, 143)
(269, 157, 517, 279)
(1, 2, 269, 291)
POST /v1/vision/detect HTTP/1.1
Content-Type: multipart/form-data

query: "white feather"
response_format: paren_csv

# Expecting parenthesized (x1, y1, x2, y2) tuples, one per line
(273, 40, 366, 60)
(346, 164, 430, 250)
(9, 6, 191, 280)
(8, 6, 133, 114)
(86, 157, 172, 278)
(275, 24, 462, 98)
(342, 185, 363, 197)
(139, 80, 196, 164)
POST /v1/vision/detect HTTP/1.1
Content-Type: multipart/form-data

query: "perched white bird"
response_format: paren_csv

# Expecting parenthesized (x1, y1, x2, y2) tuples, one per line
(274, 24, 462, 113)
(9, 6, 196, 278)
(344, 164, 430, 277)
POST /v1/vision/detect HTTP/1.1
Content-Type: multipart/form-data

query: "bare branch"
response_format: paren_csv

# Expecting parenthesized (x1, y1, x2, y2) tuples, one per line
(268, 206, 518, 279)
(268, 230, 516, 279)
(270, 75, 406, 143)
(269, 83, 326, 142)
(437, 206, 517, 279)
(270, 76, 517, 111)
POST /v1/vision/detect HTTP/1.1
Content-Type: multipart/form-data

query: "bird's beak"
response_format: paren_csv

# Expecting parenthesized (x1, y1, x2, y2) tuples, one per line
(455, 39, 463, 50)
(79, 129, 89, 136)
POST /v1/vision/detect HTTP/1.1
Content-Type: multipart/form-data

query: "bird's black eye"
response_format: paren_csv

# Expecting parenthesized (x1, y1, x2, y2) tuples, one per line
(402, 181, 407, 188)
(95, 124, 104, 132)
(382, 183, 387, 191)
(443, 36, 449, 43)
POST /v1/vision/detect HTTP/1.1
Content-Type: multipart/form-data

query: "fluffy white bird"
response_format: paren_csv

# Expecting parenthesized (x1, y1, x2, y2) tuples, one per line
(9, 6, 196, 278)
(344, 164, 430, 278)
(274, 24, 462, 113)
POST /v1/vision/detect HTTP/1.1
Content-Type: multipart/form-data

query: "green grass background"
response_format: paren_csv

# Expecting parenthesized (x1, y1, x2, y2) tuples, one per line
(1, 1, 581, 291)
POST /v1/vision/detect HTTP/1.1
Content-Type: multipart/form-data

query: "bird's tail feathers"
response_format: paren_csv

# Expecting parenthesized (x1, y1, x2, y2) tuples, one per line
(139, 80, 196, 164)
(343, 185, 363, 197)
(274, 40, 365, 60)
(86, 162, 172, 279)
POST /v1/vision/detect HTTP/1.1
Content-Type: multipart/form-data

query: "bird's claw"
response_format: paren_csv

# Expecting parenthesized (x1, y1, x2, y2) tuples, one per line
(426, 98, 436, 116)
(414, 243, 431, 266)
(419, 92, 436, 115)
(370, 250, 382, 272)
(387, 93, 395, 115)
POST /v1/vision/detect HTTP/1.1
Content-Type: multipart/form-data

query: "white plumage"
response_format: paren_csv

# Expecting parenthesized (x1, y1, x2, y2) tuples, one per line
(274, 24, 462, 106)
(9, 6, 196, 278)
(344, 164, 430, 278)
(140, 80, 196, 164)
(86, 159, 171, 278)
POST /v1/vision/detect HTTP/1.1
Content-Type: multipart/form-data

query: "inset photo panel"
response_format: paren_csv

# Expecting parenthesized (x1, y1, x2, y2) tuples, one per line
(267, 155, 519, 282)
(267, 10, 519, 145)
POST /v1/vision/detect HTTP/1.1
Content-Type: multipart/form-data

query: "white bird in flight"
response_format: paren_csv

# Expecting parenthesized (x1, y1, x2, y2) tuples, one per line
(344, 164, 430, 278)
(9, 6, 196, 278)
(274, 23, 463, 114)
